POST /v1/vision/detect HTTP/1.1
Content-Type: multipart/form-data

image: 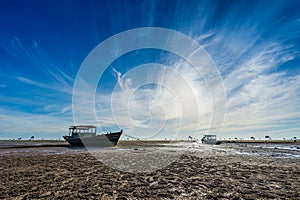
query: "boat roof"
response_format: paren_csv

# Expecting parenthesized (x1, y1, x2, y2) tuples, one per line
(69, 125, 96, 130)
(204, 134, 216, 137)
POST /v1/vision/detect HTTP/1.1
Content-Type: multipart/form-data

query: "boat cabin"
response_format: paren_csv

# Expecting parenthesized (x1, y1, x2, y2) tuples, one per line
(69, 125, 97, 138)
(201, 134, 218, 144)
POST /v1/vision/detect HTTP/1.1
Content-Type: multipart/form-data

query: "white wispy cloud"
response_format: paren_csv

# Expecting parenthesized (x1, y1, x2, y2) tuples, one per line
(93, 63, 214, 139)
(0, 39, 76, 139)
(16, 75, 73, 95)
(92, 36, 300, 140)
(222, 41, 300, 139)
(2, 36, 299, 140)
(0, 108, 73, 139)
(1, 15, 299, 140)
(10, 38, 74, 95)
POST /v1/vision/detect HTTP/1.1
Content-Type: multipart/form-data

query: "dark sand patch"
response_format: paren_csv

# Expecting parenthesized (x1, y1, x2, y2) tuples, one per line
(1, 148, 299, 199)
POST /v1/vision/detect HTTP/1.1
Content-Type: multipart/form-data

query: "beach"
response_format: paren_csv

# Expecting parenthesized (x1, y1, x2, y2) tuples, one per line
(1, 141, 300, 199)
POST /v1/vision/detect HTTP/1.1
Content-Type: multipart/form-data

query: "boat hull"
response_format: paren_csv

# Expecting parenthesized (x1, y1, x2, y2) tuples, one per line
(203, 140, 222, 145)
(63, 131, 122, 147)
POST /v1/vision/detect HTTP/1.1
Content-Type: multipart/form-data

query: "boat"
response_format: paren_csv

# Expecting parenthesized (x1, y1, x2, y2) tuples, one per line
(63, 125, 123, 147)
(201, 134, 221, 145)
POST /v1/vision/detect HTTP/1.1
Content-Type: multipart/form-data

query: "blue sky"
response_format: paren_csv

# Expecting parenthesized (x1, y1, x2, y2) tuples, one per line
(0, 0, 300, 140)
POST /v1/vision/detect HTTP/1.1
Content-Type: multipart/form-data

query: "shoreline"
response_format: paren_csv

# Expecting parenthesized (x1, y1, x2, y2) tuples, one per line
(0, 140, 69, 149)
(1, 139, 299, 143)
(0, 139, 299, 151)
(221, 139, 300, 144)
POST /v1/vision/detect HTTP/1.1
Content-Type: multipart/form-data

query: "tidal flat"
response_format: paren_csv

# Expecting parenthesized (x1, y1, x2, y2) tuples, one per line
(0, 141, 299, 199)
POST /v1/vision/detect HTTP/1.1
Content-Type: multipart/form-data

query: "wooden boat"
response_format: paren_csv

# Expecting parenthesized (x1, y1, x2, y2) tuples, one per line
(201, 134, 221, 145)
(63, 125, 123, 147)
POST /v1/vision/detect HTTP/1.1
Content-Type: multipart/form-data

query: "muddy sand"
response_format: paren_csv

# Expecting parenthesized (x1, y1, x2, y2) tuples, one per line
(0, 142, 299, 199)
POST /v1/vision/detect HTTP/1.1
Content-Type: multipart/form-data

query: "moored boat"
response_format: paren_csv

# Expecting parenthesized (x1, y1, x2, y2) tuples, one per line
(63, 125, 123, 147)
(201, 134, 221, 145)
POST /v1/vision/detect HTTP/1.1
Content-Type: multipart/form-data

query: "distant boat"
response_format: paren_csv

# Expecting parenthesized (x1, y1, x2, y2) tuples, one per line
(201, 134, 221, 145)
(63, 125, 123, 147)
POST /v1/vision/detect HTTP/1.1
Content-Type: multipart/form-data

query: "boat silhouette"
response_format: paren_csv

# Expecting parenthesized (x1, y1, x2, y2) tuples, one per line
(63, 125, 122, 147)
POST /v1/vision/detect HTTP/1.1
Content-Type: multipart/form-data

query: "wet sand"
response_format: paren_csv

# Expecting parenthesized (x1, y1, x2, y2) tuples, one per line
(1, 142, 300, 199)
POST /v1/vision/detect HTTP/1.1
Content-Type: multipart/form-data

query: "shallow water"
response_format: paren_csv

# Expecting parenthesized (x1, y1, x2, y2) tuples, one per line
(220, 142, 300, 159)
(1, 140, 299, 159)
(160, 142, 300, 159)
(0, 140, 67, 148)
